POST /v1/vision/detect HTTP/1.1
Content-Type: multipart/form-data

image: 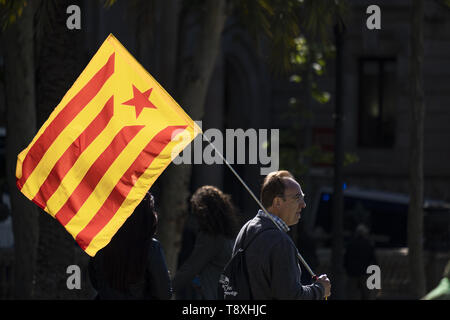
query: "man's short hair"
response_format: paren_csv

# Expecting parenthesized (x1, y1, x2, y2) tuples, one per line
(260, 170, 295, 208)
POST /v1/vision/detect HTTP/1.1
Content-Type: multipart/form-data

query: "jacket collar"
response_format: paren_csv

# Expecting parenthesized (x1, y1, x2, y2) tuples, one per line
(257, 209, 290, 233)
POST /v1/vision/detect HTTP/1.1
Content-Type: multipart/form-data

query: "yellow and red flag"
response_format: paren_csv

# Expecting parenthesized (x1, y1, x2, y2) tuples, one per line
(16, 34, 201, 256)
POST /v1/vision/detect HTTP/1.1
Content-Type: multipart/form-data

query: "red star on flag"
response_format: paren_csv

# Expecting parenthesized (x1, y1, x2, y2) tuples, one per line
(122, 84, 157, 118)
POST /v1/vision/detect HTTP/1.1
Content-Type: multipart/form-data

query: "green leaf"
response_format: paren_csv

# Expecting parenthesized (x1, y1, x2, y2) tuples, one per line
(289, 74, 302, 83)
(312, 88, 330, 104)
(0, 0, 28, 29)
(344, 153, 360, 166)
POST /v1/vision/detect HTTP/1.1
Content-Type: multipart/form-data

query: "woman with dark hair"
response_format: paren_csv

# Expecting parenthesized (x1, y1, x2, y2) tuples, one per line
(173, 185, 238, 300)
(88, 192, 172, 300)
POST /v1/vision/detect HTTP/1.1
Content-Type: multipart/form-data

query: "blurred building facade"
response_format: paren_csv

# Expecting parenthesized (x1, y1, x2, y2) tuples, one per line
(258, 0, 450, 210)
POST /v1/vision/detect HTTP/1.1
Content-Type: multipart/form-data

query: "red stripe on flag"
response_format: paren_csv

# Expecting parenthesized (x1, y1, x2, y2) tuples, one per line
(17, 53, 115, 190)
(75, 125, 187, 251)
(55, 124, 145, 226)
(32, 96, 115, 209)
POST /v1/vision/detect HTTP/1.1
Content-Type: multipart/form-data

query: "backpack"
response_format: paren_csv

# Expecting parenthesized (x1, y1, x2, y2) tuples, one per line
(217, 225, 270, 300)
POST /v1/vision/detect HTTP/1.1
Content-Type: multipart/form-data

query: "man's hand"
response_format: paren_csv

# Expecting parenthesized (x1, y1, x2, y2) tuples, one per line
(317, 274, 331, 298)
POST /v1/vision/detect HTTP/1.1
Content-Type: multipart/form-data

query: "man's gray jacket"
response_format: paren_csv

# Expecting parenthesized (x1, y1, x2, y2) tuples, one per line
(232, 213, 325, 300)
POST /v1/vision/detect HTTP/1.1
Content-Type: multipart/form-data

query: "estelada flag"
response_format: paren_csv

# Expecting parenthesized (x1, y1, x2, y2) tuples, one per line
(16, 34, 201, 256)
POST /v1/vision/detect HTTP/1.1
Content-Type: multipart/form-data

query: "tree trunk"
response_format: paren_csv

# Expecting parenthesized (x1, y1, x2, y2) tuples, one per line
(331, 23, 346, 300)
(408, 0, 426, 299)
(2, 1, 39, 299)
(33, 0, 86, 299)
(157, 0, 228, 274)
(155, 0, 181, 94)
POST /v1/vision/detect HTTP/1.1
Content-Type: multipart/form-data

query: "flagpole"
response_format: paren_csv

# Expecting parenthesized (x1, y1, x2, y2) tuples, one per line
(202, 134, 317, 279)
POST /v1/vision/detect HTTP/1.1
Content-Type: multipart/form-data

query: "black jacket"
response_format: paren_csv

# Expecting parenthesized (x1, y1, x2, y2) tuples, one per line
(233, 213, 325, 300)
(173, 232, 233, 299)
(89, 238, 172, 300)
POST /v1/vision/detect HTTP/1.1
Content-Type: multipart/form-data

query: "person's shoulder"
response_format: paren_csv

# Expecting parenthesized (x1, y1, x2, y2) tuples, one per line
(151, 237, 161, 246)
(249, 214, 277, 230)
(147, 238, 168, 266)
(252, 225, 289, 249)
(149, 238, 164, 254)
(235, 216, 258, 239)
(259, 228, 296, 252)
(259, 227, 283, 238)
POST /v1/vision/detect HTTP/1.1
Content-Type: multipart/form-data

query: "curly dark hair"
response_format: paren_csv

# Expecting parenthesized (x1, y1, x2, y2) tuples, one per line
(190, 185, 238, 238)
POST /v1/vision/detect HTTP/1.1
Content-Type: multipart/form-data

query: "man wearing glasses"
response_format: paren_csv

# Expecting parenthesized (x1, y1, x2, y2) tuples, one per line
(231, 170, 331, 299)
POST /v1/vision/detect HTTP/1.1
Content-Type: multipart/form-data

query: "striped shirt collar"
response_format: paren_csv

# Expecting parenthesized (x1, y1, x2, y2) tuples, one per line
(257, 209, 290, 233)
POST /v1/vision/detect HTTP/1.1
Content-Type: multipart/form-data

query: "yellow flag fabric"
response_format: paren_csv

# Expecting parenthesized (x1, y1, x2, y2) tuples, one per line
(16, 34, 201, 256)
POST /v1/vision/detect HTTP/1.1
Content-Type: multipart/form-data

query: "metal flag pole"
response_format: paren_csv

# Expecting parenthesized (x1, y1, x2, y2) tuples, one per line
(202, 134, 317, 279)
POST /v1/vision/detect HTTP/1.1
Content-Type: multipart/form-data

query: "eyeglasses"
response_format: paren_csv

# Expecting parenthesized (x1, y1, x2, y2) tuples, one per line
(283, 192, 305, 203)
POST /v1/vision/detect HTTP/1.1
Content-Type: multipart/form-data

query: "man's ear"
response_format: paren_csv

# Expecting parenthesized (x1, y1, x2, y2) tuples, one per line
(273, 196, 281, 208)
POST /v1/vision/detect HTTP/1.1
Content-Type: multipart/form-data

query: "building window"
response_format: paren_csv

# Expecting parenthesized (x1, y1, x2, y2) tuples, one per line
(358, 57, 397, 148)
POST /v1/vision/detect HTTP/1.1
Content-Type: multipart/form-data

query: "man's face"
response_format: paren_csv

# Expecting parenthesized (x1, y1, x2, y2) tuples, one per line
(277, 178, 306, 226)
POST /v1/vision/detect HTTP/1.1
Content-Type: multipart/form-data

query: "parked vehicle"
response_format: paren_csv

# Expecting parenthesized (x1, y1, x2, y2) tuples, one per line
(307, 186, 450, 249)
